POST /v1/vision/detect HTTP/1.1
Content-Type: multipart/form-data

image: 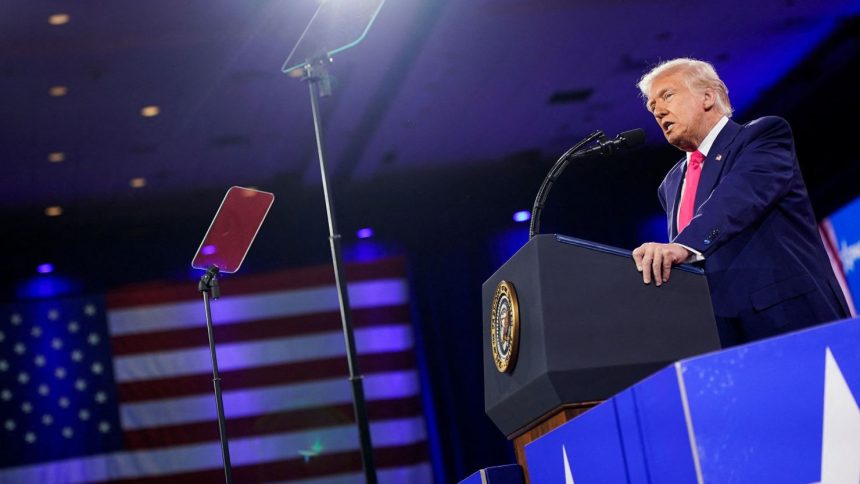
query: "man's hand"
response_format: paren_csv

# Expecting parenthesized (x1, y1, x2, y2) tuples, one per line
(631, 242, 691, 286)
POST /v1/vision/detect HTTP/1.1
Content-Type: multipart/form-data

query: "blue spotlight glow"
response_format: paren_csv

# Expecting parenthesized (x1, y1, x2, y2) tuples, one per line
(37, 263, 54, 274)
(490, 227, 529, 268)
(513, 210, 531, 223)
(356, 227, 374, 239)
(17, 275, 78, 300)
(201, 244, 217, 255)
(638, 213, 669, 244)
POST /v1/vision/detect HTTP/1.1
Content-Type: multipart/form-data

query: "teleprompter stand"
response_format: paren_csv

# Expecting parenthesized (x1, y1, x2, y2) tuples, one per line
(198, 266, 233, 484)
(281, 2, 388, 482)
(304, 57, 377, 484)
(191, 186, 275, 484)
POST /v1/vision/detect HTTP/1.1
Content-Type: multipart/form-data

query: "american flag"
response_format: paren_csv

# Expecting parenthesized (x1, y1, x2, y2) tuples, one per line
(0, 258, 433, 483)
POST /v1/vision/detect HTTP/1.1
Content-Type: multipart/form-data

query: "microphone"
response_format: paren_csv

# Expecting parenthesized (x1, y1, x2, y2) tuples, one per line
(528, 128, 646, 238)
(571, 128, 646, 158)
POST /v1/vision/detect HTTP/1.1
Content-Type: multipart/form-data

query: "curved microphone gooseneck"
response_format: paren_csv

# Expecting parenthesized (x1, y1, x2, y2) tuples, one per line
(528, 130, 605, 239)
(528, 128, 646, 239)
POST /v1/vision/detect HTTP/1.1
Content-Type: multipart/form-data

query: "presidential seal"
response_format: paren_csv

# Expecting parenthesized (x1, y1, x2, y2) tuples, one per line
(490, 280, 520, 373)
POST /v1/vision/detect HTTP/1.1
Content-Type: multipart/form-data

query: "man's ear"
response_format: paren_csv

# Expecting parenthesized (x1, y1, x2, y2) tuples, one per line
(702, 88, 716, 111)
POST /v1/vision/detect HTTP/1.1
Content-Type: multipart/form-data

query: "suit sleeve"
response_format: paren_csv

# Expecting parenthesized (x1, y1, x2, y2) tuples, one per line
(673, 117, 797, 256)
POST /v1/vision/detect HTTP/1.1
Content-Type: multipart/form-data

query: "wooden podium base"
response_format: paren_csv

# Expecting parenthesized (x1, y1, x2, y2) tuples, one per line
(510, 401, 600, 483)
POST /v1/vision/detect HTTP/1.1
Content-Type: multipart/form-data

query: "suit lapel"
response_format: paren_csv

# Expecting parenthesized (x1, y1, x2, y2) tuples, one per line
(694, 119, 742, 209)
(666, 159, 686, 240)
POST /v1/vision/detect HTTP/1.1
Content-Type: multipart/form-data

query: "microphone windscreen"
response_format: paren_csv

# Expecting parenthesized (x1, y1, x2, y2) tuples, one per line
(620, 128, 646, 148)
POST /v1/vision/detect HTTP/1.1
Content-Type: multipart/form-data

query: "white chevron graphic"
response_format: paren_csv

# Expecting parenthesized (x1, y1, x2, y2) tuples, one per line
(815, 347, 860, 484)
(562, 444, 575, 484)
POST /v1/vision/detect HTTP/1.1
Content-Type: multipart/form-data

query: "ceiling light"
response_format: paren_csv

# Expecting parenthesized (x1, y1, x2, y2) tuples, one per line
(45, 206, 63, 217)
(48, 13, 70, 26)
(513, 210, 531, 222)
(356, 228, 374, 239)
(49, 86, 68, 97)
(37, 264, 54, 274)
(129, 177, 147, 188)
(48, 152, 65, 163)
(140, 106, 160, 117)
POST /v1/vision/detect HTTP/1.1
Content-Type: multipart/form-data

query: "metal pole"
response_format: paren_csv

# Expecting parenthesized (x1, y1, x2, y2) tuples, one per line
(200, 268, 234, 484)
(305, 61, 378, 484)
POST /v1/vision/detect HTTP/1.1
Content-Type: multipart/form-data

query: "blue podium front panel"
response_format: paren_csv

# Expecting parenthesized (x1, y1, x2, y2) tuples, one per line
(681, 319, 860, 482)
(525, 401, 628, 483)
(458, 464, 523, 484)
(525, 318, 860, 483)
(625, 368, 698, 483)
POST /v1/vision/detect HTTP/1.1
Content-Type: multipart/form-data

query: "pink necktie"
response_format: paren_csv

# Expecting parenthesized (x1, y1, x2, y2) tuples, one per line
(677, 150, 705, 233)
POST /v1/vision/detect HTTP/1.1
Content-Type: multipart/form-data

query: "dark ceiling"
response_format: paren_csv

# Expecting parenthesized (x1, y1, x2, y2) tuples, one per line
(3, 0, 860, 207)
(2, 0, 860, 293)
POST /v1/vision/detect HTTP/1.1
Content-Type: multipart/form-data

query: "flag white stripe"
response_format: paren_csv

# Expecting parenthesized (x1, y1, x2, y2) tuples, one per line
(121, 370, 420, 430)
(0, 417, 426, 484)
(274, 462, 435, 484)
(114, 325, 414, 383)
(231, 417, 426, 465)
(108, 279, 408, 336)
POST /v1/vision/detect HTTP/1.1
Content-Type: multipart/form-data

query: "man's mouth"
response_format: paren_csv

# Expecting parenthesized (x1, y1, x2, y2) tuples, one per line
(662, 121, 674, 133)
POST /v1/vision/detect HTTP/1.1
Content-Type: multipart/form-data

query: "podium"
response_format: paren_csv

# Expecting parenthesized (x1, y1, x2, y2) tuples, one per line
(482, 234, 721, 475)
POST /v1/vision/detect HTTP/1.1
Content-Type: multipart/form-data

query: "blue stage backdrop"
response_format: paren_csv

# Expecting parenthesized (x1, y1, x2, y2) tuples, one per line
(0, 258, 433, 483)
(821, 195, 860, 315)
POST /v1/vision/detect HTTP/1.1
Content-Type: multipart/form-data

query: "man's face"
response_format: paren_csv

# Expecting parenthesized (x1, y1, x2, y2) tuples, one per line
(647, 71, 708, 152)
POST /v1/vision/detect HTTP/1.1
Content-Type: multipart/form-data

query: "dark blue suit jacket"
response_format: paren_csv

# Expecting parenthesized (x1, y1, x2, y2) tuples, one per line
(658, 116, 849, 344)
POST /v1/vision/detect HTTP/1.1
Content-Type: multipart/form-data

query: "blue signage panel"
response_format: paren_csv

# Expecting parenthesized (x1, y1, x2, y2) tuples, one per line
(525, 397, 629, 483)
(458, 464, 523, 484)
(524, 318, 860, 483)
(826, 196, 860, 305)
(625, 368, 698, 483)
(681, 319, 860, 482)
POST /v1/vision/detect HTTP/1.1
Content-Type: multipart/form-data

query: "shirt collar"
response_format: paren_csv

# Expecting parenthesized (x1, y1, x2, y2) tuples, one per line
(687, 115, 729, 162)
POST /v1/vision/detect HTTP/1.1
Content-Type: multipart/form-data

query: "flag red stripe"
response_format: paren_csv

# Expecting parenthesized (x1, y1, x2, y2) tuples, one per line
(118, 350, 417, 403)
(110, 305, 411, 356)
(123, 395, 423, 450)
(106, 258, 407, 308)
(109, 441, 429, 483)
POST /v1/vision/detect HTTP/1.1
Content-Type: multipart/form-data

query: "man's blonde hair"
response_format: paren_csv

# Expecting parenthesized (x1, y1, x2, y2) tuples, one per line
(637, 58, 733, 117)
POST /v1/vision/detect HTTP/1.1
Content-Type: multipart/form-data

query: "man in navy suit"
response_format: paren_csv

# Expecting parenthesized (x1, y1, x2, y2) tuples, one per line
(631, 58, 850, 346)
